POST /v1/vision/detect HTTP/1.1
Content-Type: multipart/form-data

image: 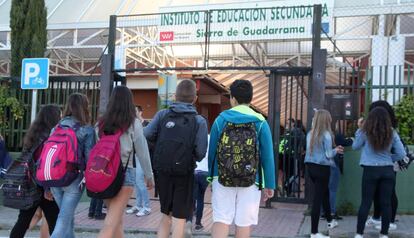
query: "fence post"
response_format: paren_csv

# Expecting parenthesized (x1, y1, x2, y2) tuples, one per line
(307, 4, 324, 129)
(267, 70, 282, 207)
(306, 4, 327, 205)
(99, 15, 117, 116)
(108, 15, 117, 56)
(99, 54, 114, 116)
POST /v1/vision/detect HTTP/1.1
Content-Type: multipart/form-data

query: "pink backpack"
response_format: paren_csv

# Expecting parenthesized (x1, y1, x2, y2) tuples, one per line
(36, 125, 80, 187)
(85, 130, 126, 199)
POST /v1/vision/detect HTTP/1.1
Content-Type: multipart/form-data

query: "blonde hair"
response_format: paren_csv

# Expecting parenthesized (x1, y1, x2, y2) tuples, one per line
(309, 109, 333, 154)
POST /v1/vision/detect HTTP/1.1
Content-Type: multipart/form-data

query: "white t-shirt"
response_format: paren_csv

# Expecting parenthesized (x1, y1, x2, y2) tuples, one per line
(195, 135, 209, 172)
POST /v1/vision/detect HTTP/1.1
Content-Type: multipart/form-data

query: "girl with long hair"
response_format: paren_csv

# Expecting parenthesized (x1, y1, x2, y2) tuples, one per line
(353, 107, 406, 238)
(10, 105, 61, 238)
(97, 86, 153, 238)
(365, 101, 399, 230)
(305, 109, 343, 238)
(49, 93, 96, 238)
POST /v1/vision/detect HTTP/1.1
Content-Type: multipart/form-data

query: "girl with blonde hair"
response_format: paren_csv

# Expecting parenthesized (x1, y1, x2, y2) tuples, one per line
(305, 109, 344, 238)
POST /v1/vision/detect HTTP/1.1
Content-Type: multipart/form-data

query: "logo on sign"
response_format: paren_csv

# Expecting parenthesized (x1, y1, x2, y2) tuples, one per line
(21, 58, 50, 90)
(160, 31, 174, 41)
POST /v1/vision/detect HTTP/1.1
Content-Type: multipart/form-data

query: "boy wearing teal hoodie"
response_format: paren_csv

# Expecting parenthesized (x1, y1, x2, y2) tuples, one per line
(208, 80, 276, 238)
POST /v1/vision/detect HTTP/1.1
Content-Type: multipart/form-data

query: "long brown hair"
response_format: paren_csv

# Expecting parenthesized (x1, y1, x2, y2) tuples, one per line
(63, 93, 90, 125)
(309, 109, 333, 154)
(363, 107, 393, 151)
(23, 105, 61, 150)
(99, 86, 136, 135)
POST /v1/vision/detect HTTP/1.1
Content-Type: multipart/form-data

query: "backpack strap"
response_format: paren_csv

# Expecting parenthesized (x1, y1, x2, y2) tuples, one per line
(125, 129, 135, 172)
(20, 136, 47, 163)
(209, 119, 228, 183)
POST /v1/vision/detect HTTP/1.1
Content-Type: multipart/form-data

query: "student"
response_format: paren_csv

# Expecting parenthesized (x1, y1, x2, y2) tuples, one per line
(353, 107, 406, 238)
(305, 109, 342, 238)
(88, 198, 105, 220)
(10, 105, 61, 238)
(324, 122, 353, 220)
(365, 101, 400, 230)
(186, 135, 210, 233)
(97, 86, 154, 238)
(49, 94, 96, 238)
(126, 105, 152, 217)
(136, 105, 150, 127)
(144, 79, 208, 238)
(208, 79, 275, 238)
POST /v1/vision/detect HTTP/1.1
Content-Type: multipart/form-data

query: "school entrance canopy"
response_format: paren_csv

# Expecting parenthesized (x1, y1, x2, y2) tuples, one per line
(1, 0, 414, 115)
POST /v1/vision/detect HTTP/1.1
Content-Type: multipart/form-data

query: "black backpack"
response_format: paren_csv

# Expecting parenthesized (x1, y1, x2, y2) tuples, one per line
(212, 122, 262, 188)
(153, 111, 197, 175)
(2, 141, 44, 210)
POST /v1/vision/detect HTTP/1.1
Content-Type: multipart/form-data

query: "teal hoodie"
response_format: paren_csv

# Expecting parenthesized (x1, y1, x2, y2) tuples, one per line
(208, 105, 276, 189)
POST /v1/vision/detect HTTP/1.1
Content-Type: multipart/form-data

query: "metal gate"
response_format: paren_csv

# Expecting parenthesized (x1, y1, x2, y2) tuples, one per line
(0, 76, 101, 151)
(267, 68, 312, 203)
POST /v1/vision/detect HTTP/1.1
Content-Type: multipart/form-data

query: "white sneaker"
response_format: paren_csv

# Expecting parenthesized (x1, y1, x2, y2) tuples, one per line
(366, 217, 381, 227)
(184, 221, 192, 238)
(126, 206, 140, 214)
(379, 235, 389, 238)
(310, 233, 330, 238)
(327, 219, 338, 229)
(136, 208, 151, 217)
(354, 234, 363, 238)
(375, 223, 397, 231)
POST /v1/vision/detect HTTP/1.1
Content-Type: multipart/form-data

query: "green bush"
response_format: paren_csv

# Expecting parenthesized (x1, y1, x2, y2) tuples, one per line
(394, 95, 414, 144)
(0, 83, 24, 127)
(337, 201, 356, 216)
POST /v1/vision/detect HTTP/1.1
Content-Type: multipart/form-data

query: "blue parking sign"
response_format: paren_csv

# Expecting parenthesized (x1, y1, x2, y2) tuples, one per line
(21, 58, 50, 89)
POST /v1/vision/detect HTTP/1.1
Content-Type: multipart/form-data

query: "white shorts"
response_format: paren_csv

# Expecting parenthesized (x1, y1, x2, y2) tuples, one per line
(211, 179, 262, 227)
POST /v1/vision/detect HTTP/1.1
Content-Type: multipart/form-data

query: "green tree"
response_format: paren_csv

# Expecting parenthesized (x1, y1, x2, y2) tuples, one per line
(394, 95, 414, 144)
(10, 0, 47, 77)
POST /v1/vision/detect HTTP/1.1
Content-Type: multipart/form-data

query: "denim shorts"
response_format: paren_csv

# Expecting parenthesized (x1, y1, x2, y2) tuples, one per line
(123, 168, 135, 187)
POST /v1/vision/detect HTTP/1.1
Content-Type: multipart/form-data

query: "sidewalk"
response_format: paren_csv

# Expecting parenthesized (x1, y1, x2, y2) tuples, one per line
(0, 199, 414, 237)
(0, 200, 305, 237)
(74, 200, 306, 237)
(299, 216, 414, 238)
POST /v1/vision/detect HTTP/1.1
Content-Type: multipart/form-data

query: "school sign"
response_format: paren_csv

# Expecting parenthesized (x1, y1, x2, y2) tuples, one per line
(158, 0, 333, 44)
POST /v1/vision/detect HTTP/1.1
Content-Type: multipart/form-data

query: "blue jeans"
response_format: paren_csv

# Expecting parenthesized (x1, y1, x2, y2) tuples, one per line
(50, 176, 84, 238)
(88, 198, 103, 216)
(193, 171, 208, 225)
(329, 165, 340, 214)
(134, 159, 150, 209)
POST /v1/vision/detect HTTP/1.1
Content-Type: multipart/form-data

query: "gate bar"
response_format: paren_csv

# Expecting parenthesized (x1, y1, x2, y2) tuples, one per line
(267, 70, 282, 207)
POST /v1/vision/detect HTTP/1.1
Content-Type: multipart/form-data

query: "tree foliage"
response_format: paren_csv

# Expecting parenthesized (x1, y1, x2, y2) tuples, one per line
(10, 0, 47, 77)
(0, 82, 24, 127)
(394, 95, 414, 144)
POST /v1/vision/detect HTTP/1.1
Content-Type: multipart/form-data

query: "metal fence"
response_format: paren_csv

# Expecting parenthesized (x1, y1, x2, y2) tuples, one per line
(0, 76, 100, 151)
(326, 64, 414, 142)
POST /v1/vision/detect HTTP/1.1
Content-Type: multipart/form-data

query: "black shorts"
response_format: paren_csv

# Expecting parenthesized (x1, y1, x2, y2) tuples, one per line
(158, 172, 194, 219)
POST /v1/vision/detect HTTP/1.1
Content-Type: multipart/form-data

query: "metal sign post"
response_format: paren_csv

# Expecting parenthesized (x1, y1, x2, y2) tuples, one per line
(21, 58, 50, 122)
(31, 90, 38, 122)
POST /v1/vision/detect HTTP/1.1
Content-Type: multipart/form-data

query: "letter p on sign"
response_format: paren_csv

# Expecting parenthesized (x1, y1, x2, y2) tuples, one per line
(24, 63, 40, 85)
(21, 58, 50, 90)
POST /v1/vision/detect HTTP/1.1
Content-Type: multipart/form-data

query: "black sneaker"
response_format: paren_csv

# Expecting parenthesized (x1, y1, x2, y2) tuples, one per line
(332, 214, 343, 220)
(195, 224, 204, 231)
(94, 213, 106, 220)
(88, 213, 94, 219)
(320, 214, 326, 220)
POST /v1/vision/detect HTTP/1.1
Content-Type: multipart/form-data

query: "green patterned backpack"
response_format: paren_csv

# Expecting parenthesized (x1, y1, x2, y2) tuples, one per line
(213, 122, 262, 188)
